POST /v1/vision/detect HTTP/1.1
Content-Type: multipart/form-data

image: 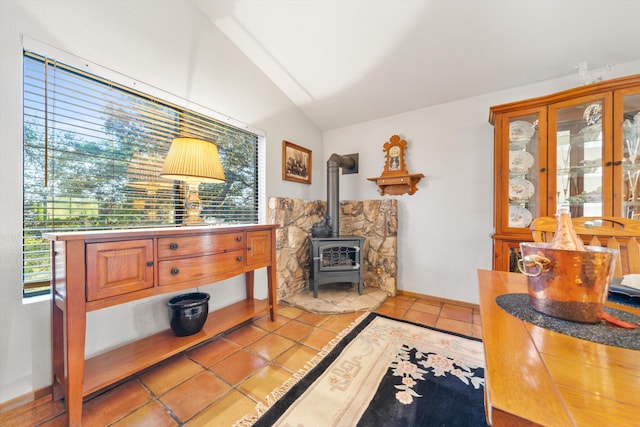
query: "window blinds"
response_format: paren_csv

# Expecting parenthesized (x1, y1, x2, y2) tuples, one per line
(22, 52, 260, 296)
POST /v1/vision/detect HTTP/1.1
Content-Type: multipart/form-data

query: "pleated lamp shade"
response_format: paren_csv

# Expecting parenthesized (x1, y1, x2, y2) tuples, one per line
(160, 137, 226, 183)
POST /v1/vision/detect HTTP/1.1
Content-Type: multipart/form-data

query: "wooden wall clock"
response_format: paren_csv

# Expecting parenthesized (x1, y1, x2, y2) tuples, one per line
(368, 134, 424, 196)
(384, 135, 407, 174)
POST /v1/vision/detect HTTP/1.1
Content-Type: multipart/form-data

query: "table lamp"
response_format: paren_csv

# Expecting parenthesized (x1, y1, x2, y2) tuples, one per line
(160, 137, 225, 225)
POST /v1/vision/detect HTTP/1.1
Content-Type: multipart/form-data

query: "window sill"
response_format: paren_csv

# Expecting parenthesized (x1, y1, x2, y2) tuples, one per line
(22, 292, 51, 306)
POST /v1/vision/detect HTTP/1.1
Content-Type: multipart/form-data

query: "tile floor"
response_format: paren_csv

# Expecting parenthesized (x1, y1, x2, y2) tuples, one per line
(0, 294, 482, 427)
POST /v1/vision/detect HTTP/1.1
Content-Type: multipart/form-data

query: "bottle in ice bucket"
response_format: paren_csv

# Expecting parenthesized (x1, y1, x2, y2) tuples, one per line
(549, 207, 585, 251)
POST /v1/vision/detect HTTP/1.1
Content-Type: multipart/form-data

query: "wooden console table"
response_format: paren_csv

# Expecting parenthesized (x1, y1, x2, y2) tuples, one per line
(44, 224, 278, 427)
(477, 270, 640, 426)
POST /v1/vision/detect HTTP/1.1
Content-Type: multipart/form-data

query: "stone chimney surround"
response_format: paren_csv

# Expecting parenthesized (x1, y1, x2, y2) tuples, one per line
(267, 197, 397, 299)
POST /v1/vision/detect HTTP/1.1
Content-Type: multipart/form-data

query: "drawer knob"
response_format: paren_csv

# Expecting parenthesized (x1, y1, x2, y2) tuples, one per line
(247, 246, 252, 251)
(237, 256, 243, 262)
(169, 243, 179, 250)
(171, 268, 180, 275)
(147, 261, 154, 267)
(236, 236, 243, 242)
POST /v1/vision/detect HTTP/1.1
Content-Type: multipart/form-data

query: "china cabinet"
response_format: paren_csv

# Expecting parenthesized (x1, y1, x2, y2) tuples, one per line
(489, 75, 640, 271)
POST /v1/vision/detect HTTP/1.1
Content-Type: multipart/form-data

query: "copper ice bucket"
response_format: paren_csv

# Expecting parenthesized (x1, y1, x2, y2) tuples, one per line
(518, 242, 618, 323)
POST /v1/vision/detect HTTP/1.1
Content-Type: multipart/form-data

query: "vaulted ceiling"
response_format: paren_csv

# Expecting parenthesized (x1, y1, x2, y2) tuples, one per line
(193, 0, 640, 131)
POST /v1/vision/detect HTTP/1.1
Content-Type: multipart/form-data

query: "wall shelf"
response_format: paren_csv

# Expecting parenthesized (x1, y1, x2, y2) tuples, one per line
(367, 173, 424, 196)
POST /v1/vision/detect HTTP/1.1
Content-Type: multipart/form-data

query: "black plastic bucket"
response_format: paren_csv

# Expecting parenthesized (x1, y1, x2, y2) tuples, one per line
(167, 292, 210, 336)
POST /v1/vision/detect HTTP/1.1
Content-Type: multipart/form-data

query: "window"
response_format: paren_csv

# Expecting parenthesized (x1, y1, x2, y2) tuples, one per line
(23, 52, 263, 297)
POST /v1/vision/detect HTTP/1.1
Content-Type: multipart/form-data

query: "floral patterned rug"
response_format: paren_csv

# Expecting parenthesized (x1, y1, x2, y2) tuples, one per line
(234, 312, 487, 426)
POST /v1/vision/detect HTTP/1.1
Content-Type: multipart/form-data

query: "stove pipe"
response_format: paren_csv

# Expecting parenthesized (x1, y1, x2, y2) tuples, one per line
(326, 153, 358, 237)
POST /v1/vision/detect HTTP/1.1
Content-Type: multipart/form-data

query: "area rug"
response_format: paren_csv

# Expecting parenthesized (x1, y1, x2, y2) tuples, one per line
(234, 312, 487, 426)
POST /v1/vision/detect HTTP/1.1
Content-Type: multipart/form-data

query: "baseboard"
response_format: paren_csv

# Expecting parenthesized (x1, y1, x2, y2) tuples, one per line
(0, 386, 52, 414)
(396, 290, 479, 310)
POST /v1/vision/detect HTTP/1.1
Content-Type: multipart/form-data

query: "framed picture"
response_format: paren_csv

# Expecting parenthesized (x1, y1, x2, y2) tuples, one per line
(282, 140, 312, 184)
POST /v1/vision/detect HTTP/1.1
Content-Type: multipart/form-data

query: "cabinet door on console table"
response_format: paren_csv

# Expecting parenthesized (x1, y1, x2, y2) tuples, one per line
(86, 240, 154, 301)
(246, 230, 272, 267)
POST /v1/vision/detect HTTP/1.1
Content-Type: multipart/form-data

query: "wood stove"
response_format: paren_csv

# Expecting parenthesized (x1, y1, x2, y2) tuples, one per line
(309, 153, 365, 298)
(309, 237, 365, 298)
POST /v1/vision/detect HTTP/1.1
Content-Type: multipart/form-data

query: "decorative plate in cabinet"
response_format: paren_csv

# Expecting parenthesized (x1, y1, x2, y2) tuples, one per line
(509, 206, 533, 228)
(509, 177, 534, 201)
(509, 120, 535, 143)
(509, 151, 534, 174)
(583, 103, 602, 125)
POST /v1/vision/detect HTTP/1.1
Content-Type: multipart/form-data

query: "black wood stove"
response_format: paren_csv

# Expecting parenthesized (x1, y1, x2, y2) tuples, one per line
(309, 236, 365, 298)
(309, 153, 364, 298)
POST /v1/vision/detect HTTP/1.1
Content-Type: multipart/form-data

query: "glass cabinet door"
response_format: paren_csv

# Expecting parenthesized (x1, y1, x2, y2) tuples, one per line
(505, 112, 541, 230)
(619, 91, 640, 218)
(549, 94, 611, 218)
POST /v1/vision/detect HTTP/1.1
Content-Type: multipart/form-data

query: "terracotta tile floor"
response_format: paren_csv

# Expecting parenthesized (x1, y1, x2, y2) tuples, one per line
(0, 295, 482, 427)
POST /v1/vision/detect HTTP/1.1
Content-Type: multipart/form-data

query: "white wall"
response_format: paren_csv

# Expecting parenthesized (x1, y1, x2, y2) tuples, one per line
(0, 0, 323, 404)
(324, 60, 640, 306)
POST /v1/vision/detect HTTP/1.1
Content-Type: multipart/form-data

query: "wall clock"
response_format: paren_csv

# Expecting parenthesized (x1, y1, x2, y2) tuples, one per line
(385, 135, 406, 173)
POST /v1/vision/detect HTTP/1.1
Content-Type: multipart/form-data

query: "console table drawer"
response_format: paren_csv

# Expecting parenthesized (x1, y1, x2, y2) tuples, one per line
(158, 249, 245, 286)
(158, 232, 244, 258)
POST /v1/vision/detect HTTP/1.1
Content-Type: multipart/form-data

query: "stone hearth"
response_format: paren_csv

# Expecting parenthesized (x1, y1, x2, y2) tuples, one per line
(280, 283, 388, 314)
(267, 197, 397, 302)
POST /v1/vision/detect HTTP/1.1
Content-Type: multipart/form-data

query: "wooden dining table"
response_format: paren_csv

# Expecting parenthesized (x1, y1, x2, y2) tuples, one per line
(477, 269, 640, 427)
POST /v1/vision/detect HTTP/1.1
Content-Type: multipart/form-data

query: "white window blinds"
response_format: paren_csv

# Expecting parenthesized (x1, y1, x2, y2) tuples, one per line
(23, 52, 261, 297)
